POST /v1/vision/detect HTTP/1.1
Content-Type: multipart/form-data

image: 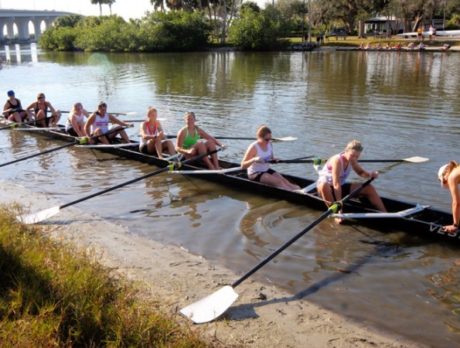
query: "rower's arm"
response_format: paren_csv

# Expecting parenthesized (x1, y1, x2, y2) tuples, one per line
(84, 114, 96, 136)
(448, 171, 460, 226)
(331, 157, 342, 201)
(109, 114, 128, 127)
(2, 101, 11, 115)
(352, 161, 378, 179)
(241, 145, 258, 169)
(47, 102, 56, 114)
(198, 127, 223, 147)
(140, 122, 154, 140)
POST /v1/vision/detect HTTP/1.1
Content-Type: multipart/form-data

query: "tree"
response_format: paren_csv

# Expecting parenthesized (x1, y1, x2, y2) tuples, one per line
(90, 0, 117, 16)
(151, 0, 166, 12)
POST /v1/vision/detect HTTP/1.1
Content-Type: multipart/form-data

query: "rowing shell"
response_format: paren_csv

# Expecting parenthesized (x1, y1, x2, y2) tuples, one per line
(0, 120, 455, 243)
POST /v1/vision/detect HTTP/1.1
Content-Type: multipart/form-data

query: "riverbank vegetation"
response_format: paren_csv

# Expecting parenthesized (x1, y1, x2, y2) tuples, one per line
(0, 208, 206, 347)
(41, 0, 460, 51)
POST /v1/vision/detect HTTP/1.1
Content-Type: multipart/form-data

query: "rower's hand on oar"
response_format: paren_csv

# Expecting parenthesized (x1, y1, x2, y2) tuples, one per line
(442, 224, 459, 235)
(369, 171, 379, 179)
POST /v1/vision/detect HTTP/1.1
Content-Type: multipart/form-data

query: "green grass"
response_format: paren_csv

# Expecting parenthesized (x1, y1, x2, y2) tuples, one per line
(0, 207, 207, 347)
(287, 35, 460, 47)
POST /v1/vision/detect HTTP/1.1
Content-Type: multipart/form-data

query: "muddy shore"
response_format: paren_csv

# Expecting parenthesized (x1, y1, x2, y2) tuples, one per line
(0, 180, 422, 348)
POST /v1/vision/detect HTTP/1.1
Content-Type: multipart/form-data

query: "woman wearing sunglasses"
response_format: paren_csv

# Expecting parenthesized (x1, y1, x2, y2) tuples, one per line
(25, 93, 61, 127)
(438, 161, 460, 234)
(241, 125, 300, 191)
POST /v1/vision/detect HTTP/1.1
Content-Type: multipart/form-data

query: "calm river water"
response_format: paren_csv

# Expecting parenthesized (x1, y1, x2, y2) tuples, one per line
(1, 47, 460, 346)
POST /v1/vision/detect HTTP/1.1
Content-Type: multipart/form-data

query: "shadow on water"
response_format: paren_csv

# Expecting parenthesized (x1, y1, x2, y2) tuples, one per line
(226, 240, 402, 321)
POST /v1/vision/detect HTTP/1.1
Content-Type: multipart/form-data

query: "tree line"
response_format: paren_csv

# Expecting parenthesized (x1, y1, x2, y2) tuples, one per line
(41, 0, 460, 52)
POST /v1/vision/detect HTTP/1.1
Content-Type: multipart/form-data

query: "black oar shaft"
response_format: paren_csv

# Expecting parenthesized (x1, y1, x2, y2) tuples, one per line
(60, 149, 219, 210)
(231, 177, 375, 289)
(0, 142, 75, 168)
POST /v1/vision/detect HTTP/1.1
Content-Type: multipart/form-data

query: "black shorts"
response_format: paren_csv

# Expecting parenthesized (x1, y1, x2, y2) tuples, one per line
(331, 183, 351, 201)
(139, 143, 156, 155)
(66, 127, 78, 137)
(249, 168, 276, 182)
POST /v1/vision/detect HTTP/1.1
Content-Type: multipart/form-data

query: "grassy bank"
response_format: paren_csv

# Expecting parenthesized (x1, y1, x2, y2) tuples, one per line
(0, 208, 206, 347)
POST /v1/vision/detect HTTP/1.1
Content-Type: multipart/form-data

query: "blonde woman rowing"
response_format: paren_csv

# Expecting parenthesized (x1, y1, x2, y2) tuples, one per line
(317, 140, 386, 221)
(65, 102, 89, 137)
(176, 112, 222, 169)
(139, 107, 175, 158)
(438, 161, 460, 234)
(241, 125, 300, 191)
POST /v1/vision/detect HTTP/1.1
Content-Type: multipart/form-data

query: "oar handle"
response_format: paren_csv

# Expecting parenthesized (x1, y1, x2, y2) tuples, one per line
(231, 177, 375, 289)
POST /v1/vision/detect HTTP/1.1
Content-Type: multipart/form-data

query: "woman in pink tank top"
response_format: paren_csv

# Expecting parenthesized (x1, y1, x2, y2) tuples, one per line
(317, 140, 386, 222)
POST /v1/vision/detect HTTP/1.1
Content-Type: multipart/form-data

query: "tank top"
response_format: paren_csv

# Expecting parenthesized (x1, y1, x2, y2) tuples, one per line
(140, 121, 159, 146)
(247, 141, 272, 176)
(5, 98, 23, 115)
(91, 112, 109, 134)
(183, 128, 200, 149)
(318, 153, 351, 186)
(65, 112, 87, 132)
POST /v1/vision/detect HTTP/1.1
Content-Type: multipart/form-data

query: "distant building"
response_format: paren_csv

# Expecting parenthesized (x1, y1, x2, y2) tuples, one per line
(364, 16, 404, 36)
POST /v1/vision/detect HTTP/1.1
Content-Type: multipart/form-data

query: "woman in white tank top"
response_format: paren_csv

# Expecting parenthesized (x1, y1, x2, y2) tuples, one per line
(65, 102, 89, 137)
(241, 125, 300, 191)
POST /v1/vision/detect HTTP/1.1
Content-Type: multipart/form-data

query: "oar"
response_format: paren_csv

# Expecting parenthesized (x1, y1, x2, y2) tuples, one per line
(0, 119, 36, 130)
(274, 156, 429, 164)
(18, 148, 221, 224)
(180, 177, 375, 324)
(119, 118, 166, 122)
(0, 126, 130, 169)
(165, 134, 297, 142)
(61, 110, 137, 116)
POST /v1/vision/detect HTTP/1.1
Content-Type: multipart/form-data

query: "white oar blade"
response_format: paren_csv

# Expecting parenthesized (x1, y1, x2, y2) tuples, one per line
(274, 136, 297, 142)
(180, 285, 238, 324)
(404, 156, 429, 163)
(17, 206, 60, 224)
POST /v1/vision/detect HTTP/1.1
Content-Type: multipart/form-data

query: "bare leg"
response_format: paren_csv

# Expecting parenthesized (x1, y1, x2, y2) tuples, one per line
(35, 110, 47, 127)
(147, 139, 156, 154)
(91, 128, 109, 144)
(317, 182, 343, 223)
(195, 142, 215, 169)
(351, 183, 387, 212)
(50, 110, 61, 127)
(162, 140, 176, 156)
(118, 129, 130, 143)
(272, 172, 300, 190)
(260, 172, 295, 190)
(205, 141, 219, 169)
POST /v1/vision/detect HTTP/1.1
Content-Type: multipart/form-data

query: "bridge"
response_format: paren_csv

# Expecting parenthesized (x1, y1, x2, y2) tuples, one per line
(0, 9, 75, 43)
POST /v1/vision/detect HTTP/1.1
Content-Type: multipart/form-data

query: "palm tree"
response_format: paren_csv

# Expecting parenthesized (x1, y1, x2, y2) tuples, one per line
(107, 0, 116, 15)
(91, 0, 104, 15)
(150, 0, 166, 12)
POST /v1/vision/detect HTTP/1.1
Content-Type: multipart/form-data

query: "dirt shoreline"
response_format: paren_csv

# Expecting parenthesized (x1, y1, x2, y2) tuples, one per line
(0, 180, 422, 348)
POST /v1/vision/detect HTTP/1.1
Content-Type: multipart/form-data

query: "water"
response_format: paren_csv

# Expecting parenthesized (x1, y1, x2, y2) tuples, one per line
(1, 49, 460, 346)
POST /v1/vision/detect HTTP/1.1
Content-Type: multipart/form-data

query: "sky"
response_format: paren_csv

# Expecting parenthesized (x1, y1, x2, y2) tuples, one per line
(0, 0, 161, 19)
(0, 0, 268, 20)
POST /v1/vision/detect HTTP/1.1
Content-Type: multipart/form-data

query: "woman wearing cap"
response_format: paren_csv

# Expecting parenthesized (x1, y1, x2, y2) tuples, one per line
(139, 107, 175, 158)
(84, 102, 131, 144)
(438, 161, 460, 234)
(317, 140, 386, 222)
(65, 102, 89, 137)
(25, 93, 61, 127)
(241, 125, 300, 191)
(176, 112, 222, 169)
(3, 90, 28, 123)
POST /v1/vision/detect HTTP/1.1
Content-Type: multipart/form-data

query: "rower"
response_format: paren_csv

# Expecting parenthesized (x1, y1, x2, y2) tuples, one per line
(3, 90, 28, 123)
(65, 102, 89, 137)
(84, 102, 131, 144)
(438, 161, 460, 234)
(241, 125, 300, 191)
(139, 107, 176, 158)
(25, 93, 61, 127)
(176, 111, 222, 169)
(316, 140, 387, 222)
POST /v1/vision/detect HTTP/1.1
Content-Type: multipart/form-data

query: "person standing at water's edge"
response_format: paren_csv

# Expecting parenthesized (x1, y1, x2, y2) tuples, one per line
(139, 107, 176, 158)
(84, 102, 131, 144)
(176, 111, 223, 169)
(438, 161, 460, 234)
(316, 140, 387, 222)
(241, 125, 300, 191)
